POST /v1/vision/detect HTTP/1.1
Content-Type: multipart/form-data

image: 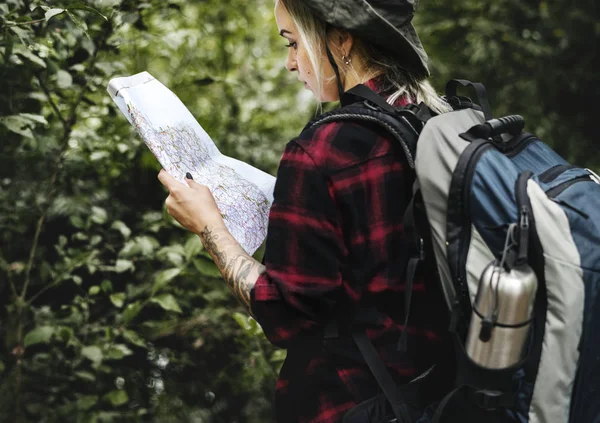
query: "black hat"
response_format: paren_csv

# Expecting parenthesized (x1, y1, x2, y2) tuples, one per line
(302, 0, 429, 79)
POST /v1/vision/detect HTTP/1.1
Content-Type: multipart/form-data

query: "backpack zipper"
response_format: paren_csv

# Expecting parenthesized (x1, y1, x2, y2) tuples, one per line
(448, 140, 493, 321)
(515, 171, 534, 263)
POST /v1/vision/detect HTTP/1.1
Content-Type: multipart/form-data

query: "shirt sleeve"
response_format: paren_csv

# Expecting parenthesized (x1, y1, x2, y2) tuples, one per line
(250, 140, 345, 348)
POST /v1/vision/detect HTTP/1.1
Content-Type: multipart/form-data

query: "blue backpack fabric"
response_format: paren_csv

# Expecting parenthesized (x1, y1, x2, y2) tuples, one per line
(307, 80, 600, 423)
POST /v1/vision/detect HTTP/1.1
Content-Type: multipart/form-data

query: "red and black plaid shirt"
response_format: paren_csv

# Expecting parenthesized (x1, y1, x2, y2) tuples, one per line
(251, 78, 452, 423)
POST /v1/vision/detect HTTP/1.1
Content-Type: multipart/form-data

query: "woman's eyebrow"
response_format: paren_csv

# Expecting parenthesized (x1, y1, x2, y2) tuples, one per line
(279, 29, 292, 37)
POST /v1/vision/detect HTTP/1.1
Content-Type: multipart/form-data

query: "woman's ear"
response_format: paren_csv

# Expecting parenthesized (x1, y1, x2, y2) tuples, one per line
(328, 28, 354, 57)
(339, 30, 354, 57)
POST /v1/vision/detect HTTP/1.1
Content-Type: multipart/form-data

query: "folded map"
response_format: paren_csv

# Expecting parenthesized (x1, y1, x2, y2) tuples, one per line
(107, 71, 275, 255)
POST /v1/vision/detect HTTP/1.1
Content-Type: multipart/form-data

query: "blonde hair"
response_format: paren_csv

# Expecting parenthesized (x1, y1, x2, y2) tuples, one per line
(276, 0, 451, 114)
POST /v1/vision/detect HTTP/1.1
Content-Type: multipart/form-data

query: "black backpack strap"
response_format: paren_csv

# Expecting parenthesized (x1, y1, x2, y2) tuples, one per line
(431, 385, 514, 423)
(397, 181, 424, 352)
(304, 85, 427, 170)
(352, 330, 414, 423)
(445, 79, 492, 120)
(343, 84, 397, 114)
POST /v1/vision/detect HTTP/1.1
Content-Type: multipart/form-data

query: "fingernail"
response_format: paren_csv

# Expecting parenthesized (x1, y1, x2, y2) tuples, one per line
(185, 172, 193, 180)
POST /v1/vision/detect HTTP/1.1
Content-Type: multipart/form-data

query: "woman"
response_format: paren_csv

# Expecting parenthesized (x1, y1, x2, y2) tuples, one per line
(158, 1, 453, 421)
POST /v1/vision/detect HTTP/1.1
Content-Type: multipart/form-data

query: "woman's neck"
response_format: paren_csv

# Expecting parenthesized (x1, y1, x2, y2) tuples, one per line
(343, 70, 384, 92)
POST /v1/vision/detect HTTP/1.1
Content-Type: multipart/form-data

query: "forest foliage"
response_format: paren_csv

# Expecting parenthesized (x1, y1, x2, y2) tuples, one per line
(0, 0, 598, 421)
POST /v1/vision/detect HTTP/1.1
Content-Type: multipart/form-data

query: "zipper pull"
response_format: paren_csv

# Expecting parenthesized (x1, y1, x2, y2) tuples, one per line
(418, 238, 425, 260)
(517, 207, 529, 263)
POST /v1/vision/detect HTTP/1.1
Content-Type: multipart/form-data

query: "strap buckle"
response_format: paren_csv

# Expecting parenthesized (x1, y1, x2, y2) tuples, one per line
(402, 102, 432, 124)
(472, 389, 504, 410)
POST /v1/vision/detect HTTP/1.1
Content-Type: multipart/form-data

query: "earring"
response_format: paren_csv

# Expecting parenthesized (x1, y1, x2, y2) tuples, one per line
(342, 55, 351, 65)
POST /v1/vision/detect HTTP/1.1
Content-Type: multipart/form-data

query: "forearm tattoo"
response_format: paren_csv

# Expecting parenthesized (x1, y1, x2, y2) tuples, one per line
(199, 226, 265, 314)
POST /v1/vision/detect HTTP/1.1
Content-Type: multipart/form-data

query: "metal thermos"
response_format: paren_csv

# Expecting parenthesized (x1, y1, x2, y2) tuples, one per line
(465, 263, 538, 369)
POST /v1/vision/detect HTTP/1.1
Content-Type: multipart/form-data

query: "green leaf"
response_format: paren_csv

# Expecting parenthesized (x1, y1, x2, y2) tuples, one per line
(232, 312, 251, 331)
(119, 236, 159, 258)
(18, 113, 48, 125)
(70, 63, 85, 72)
(8, 26, 31, 45)
(81, 345, 103, 364)
(115, 259, 134, 273)
(137, 236, 159, 256)
(110, 221, 131, 239)
(101, 280, 113, 293)
(24, 326, 54, 347)
(0, 361, 5, 374)
(66, 3, 108, 21)
(122, 329, 146, 348)
(74, 370, 96, 382)
(184, 235, 203, 260)
(90, 235, 102, 246)
(103, 390, 128, 407)
(110, 292, 126, 308)
(202, 289, 228, 302)
(247, 317, 264, 336)
(44, 8, 65, 21)
(157, 245, 186, 266)
(192, 258, 221, 278)
(0, 113, 47, 138)
(57, 326, 74, 343)
(270, 349, 286, 363)
(77, 394, 98, 411)
(65, 10, 89, 38)
(232, 312, 263, 336)
(121, 301, 143, 323)
(150, 294, 182, 313)
(0, 115, 34, 138)
(69, 215, 85, 229)
(71, 232, 90, 241)
(90, 206, 107, 224)
(56, 69, 73, 89)
(14, 46, 46, 68)
(107, 344, 133, 360)
(88, 286, 100, 295)
(90, 151, 110, 161)
(151, 268, 181, 294)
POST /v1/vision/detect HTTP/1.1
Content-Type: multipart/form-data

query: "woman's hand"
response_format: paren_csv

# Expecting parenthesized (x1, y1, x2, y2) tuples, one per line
(157, 169, 264, 315)
(157, 169, 224, 235)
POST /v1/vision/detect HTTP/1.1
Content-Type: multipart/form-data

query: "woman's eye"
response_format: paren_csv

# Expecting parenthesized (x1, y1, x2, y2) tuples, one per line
(285, 42, 297, 49)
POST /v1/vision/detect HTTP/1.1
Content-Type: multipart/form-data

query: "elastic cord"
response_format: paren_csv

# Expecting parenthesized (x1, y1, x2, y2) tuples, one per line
(325, 25, 345, 102)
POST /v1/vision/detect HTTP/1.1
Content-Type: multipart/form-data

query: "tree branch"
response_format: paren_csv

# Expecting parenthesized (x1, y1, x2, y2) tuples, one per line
(0, 258, 18, 299)
(26, 251, 98, 306)
(36, 73, 67, 128)
(8, 18, 46, 27)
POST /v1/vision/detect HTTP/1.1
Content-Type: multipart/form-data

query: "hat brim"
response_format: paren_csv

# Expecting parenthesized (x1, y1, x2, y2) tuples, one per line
(349, 22, 430, 80)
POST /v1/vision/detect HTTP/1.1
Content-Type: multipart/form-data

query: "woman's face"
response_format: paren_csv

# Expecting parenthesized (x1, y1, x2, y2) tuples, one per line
(274, 1, 339, 102)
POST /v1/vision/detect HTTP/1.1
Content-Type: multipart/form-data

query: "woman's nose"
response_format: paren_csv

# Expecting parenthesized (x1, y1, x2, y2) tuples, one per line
(285, 50, 297, 72)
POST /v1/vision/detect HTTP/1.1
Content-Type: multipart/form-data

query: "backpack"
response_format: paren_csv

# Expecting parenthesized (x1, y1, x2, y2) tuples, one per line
(306, 80, 600, 423)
